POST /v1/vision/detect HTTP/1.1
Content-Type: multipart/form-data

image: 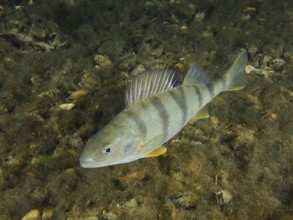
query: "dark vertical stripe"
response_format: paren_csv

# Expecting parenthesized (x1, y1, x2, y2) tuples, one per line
(125, 109, 147, 138)
(206, 83, 215, 98)
(193, 85, 203, 108)
(151, 97, 169, 142)
(169, 88, 188, 125)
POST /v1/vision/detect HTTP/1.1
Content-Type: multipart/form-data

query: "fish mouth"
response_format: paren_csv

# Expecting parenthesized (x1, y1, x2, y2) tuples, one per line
(79, 155, 114, 168)
(79, 157, 100, 168)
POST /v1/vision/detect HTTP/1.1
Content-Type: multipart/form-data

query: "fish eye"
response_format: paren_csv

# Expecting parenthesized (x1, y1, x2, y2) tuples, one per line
(102, 144, 114, 155)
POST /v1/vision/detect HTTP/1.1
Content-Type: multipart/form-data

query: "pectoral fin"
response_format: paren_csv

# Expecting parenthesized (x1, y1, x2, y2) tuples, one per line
(144, 146, 167, 158)
(192, 107, 209, 121)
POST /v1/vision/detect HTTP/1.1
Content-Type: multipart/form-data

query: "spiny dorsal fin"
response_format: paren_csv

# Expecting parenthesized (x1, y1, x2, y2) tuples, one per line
(125, 69, 178, 107)
(183, 63, 211, 85)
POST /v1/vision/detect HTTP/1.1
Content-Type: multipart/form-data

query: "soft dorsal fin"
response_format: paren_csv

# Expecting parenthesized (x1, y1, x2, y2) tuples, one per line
(125, 69, 178, 107)
(183, 63, 211, 85)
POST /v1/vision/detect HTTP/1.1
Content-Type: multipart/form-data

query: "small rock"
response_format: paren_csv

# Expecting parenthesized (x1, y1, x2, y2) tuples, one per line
(60, 168, 78, 187)
(211, 116, 219, 127)
(80, 72, 101, 88)
(124, 198, 138, 209)
(42, 207, 54, 220)
(68, 134, 84, 148)
(284, 51, 293, 65)
(221, 190, 233, 203)
(171, 192, 198, 209)
(59, 103, 75, 110)
(201, 31, 213, 38)
(0, 5, 4, 17)
(21, 209, 41, 220)
(52, 147, 65, 158)
(194, 12, 205, 22)
(261, 55, 272, 66)
(245, 65, 256, 74)
(180, 25, 188, 33)
(243, 6, 257, 13)
(28, 0, 34, 6)
(271, 49, 283, 58)
(69, 89, 90, 100)
(131, 64, 146, 76)
(270, 58, 285, 72)
(94, 54, 112, 70)
(30, 76, 42, 87)
(0, 103, 8, 113)
(104, 212, 118, 220)
(216, 189, 233, 207)
(248, 47, 259, 58)
(31, 156, 46, 166)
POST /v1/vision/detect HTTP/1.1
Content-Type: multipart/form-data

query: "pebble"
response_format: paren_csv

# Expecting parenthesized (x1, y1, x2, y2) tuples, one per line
(243, 6, 257, 13)
(171, 192, 198, 209)
(59, 103, 75, 110)
(60, 168, 79, 187)
(30, 76, 42, 87)
(210, 116, 220, 127)
(201, 31, 213, 38)
(180, 25, 188, 33)
(41, 208, 53, 219)
(68, 134, 84, 148)
(80, 72, 101, 88)
(28, 0, 34, 6)
(21, 209, 41, 220)
(130, 64, 146, 76)
(271, 49, 283, 58)
(245, 65, 257, 74)
(270, 58, 285, 72)
(248, 46, 259, 58)
(216, 190, 233, 207)
(262, 55, 273, 66)
(69, 89, 90, 100)
(194, 11, 205, 22)
(263, 112, 278, 122)
(4, 56, 14, 63)
(284, 51, 293, 65)
(0, 5, 4, 17)
(124, 198, 138, 209)
(104, 212, 117, 220)
(94, 54, 112, 70)
(221, 190, 233, 203)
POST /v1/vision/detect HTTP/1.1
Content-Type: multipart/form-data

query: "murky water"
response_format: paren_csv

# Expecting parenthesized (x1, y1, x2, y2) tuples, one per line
(0, 0, 292, 219)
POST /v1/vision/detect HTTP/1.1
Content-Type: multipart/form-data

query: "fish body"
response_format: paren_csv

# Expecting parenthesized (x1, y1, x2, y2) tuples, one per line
(80, 49, 248, 168)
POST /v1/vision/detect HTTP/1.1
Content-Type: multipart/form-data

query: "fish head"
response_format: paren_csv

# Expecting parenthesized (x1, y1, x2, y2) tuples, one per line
(79, 124, 137, 168)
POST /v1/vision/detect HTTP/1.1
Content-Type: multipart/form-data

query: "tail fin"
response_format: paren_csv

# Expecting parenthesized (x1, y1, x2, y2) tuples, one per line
(223, 49, 248, 91)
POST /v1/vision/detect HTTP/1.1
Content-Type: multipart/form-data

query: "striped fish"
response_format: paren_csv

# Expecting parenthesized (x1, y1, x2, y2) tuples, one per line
(80, 49, 248, 168)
